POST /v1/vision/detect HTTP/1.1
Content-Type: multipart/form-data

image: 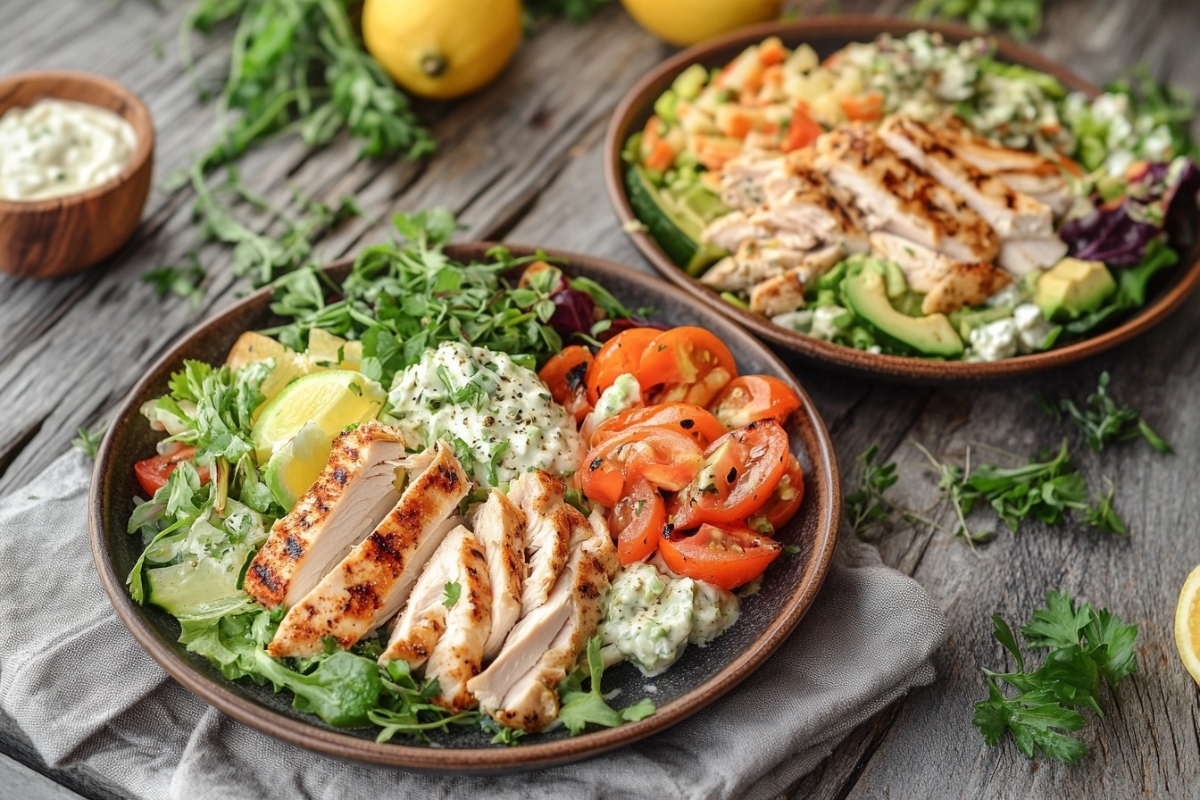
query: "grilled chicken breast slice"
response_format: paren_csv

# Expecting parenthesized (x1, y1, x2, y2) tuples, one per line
(702, 211, 772, 254)
(379, 525, 493, 711)
(868, 232, 956, 294)
(506, 471, 573, 616)
(471, 490, 526, 660)
(244, 422, 406, 610)
(997, 237, 1070, 276)
(266, 440, 470, 658)
(718, 153, 788, 209)
(878, 116, 1053, 239)
(471, 516, 619, 731)
(921, 262, 1013, 315)
(814, 126, 1000, 264)
(745, 243, 841, 316)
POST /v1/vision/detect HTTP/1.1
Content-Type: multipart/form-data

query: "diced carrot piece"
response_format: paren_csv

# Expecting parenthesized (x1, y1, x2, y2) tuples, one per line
(781, 102, 822, 152)
(693, 135, 743, 170)
(759, 37, 787, 66)
(645, 139, 677, 172)
(840, 93, 884, 122)
(718, 106, 755, 140)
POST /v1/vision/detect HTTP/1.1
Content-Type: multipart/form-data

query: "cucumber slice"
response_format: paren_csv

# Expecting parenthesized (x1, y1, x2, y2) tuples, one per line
(626, 164, 725, 275)
(147, 547, 250, 617)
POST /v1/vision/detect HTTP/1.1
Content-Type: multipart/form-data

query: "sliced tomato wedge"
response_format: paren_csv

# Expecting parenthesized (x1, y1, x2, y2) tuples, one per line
(748, 455, 805, 533)
(609, 479, 667, 565)
(708, 375, 802, 429)
(134, 446, 210, 497)
(781, 101, 822, 152)
(580, 427, 704, 508)
(586, 327, 661, 405)
(638, 327, 737, 406)
(591, 403, 727, 449)
(660, 524, 782, 590)
(538, 345, 594, 422)
(671, 420, 789, 529)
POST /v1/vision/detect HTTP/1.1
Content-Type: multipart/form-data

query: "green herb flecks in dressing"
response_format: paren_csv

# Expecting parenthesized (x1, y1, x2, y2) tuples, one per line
(0, 98, 136, 201)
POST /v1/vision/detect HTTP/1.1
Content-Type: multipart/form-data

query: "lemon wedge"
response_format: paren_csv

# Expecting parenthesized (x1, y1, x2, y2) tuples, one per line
(1174, 563, 1200, 686)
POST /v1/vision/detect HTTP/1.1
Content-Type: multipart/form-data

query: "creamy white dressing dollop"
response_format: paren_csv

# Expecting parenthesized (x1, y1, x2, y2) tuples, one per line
(0, 98, 137, 201)
(599, 562, 740, 676)
(384, 342, 584, 488)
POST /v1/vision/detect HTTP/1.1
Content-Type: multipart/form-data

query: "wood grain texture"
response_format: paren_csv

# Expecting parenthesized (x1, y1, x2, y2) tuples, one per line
(0, 0, 1198, 797)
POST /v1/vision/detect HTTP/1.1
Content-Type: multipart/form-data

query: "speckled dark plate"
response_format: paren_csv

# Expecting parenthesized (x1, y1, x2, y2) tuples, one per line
(89, 243, 841, 774)
(604, 17, 1200, 383)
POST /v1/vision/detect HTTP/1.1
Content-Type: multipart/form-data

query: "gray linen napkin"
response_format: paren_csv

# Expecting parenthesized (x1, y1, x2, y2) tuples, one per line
(0, 451, 947, 800)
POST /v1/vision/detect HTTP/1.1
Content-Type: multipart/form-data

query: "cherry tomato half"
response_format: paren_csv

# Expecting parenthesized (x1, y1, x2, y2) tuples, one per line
(671, 420, 789, 529)
(638, 327, 737, 406)
(748, 455, 805, 533)
(586, 328, 661, 405)
(591, 403, 728, 449)
(134, 446, 210, 497)
(708, 375, 802, 430)
(659, 524, 783, 590)
(580, 427, 704, 508)
(539, 345, 594, 423)
(609, 479, 667, 565)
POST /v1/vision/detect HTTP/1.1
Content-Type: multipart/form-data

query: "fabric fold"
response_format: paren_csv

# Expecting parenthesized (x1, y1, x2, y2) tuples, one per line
(0, 451, 947, 800)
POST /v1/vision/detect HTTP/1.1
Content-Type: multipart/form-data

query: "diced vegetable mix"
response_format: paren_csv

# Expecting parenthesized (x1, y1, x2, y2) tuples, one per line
(624, 31, 1199, 362)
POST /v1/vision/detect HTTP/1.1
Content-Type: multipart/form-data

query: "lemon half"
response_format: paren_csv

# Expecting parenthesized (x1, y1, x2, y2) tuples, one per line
(1174, 563, 1200, 686)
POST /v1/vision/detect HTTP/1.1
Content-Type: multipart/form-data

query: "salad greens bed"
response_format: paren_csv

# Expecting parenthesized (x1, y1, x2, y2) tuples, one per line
(623, 31, 1199, 363)
(125, 211, 655, 743)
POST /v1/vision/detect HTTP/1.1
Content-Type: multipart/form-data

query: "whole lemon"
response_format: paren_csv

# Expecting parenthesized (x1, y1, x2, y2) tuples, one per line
(362, 0, 523, 101)
(620, 0, 783, 46)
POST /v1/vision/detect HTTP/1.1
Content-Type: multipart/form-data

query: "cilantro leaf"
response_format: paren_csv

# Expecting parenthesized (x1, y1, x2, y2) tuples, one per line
(1083, 607, 1139, 688)
(1047, 371, 1173, 453)
(442, 582, 461, 608)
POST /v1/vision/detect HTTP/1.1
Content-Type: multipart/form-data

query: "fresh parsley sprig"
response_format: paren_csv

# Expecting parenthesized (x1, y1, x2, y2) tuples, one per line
(974, 590, 1138, 764)
(910, 0, 1044, 40)
(916, 439, 1127, 541)
(557, 635, 655, 735)
(844, 445, 900, 537)
(1043, 371, 1172, 454)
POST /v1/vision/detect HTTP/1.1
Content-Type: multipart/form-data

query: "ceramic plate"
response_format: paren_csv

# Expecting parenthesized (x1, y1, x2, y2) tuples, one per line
(604, 18, 1200, 382)
(90, 243, 841, 773)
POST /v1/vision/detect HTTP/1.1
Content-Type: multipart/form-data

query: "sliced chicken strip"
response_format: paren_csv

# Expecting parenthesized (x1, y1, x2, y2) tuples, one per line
(473, 518, 619, 731)
(267, 440, 470, 658)
(814, 126, 1000, 264)
(997, 171, 1073, 218)
(244, 422, 406, 610)
(506, 471, 573, 616)
(471, 490, 526, 660)
(702, 210, 772, 254)
(938, 120, 1074, 217)
(997, 237, 1069, 276)
(869, 232, 955, 293)
(921, 262, 1013, 315)
(747, 243, 846, 317)
(718, 153, 788, 209)
(878, 115, 1053, 239)
(380, 525, 493, 711)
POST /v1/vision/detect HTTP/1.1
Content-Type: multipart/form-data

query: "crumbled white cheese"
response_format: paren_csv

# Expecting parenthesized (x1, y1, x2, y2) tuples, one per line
(968, 318, 1019, 361)
(1012, 303, 1058, 352)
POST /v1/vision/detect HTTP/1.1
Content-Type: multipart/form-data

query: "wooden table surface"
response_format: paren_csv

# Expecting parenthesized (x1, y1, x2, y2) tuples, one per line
(2, 1, 1199, 797)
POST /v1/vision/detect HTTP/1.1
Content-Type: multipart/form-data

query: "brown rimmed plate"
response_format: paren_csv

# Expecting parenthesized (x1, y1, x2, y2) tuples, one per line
(89, 243, 841, 774)
(604, 17, 1200, 382)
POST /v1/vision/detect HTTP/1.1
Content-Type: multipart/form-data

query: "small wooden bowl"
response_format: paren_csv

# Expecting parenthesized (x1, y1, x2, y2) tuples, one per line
(604, 18, 1200, 383)
(0, 71, 154, 278)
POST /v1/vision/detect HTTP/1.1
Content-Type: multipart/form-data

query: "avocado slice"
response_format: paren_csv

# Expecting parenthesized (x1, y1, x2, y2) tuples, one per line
(1035, 258, 1117, 321)
(843, 266, 964, 357)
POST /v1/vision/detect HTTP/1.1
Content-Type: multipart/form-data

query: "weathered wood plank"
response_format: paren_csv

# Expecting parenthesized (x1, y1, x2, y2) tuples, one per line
(0, 752, 88, 800)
